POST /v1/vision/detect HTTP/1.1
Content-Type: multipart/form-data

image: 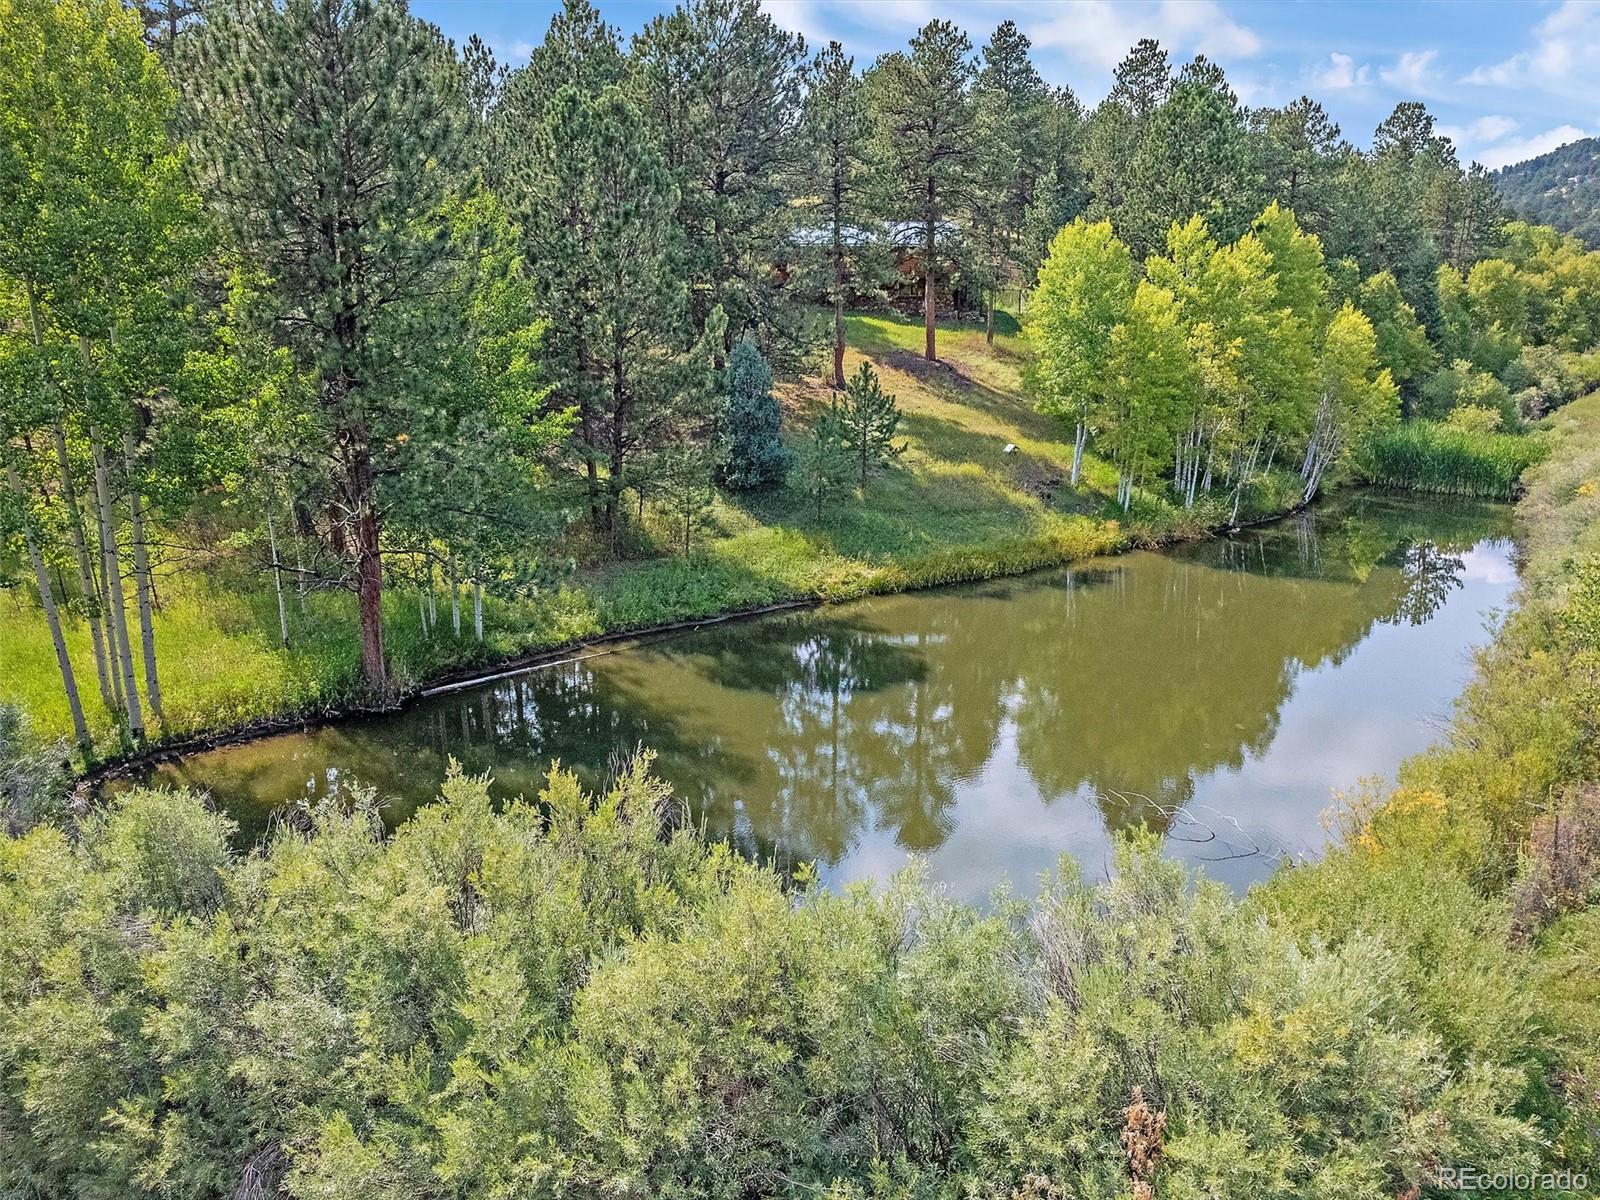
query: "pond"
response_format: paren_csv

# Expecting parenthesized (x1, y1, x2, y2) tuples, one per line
(123, 493, 1518, 897)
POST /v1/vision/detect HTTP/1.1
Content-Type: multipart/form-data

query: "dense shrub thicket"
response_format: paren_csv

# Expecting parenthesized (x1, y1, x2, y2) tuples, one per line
(0, 760, 1589, 1200)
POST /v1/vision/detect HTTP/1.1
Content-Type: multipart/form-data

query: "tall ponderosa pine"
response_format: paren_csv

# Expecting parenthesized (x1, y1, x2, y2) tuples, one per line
(1126, 56, 1258, 259)
(1251, 97, 1345, 239)
(1020, 86, 1088, 295)
(1083, 39, 1170, 227)
(630, 0, 807, 355)
(799, 41, 881, 389)
(720, 337, 791, 489)
(970, 21, 1049, 343)
(500, 5, 626, 523)
(516, 85, 722, 537)
(182, 0, 473, 699)
(865, 19, 977, 362)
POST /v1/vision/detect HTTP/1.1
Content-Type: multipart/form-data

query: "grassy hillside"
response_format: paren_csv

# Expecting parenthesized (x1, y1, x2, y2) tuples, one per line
(1493, 136, 1600, 249)
(2, 312, 1299, 757)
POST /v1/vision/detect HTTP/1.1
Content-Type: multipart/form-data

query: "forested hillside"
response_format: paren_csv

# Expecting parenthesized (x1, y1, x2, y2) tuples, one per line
(1494, 136, 1600, 248)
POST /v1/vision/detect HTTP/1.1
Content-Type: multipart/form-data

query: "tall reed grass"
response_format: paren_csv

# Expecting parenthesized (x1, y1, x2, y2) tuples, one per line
(1362, 421, 1549, 499)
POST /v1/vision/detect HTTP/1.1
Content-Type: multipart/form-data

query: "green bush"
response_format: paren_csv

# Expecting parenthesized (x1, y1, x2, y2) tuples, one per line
(1362, 419, 1548, 498)
(0, 703, 68, 833)
(0, 763, 1590, 1198)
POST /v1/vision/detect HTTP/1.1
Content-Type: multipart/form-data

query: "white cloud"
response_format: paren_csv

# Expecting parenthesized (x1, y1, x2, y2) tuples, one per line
(761, 0, 832, 46)
(1026, 0, 1261, 74)
(1379, 49, 1439, 94)
(1463, 0, 1600, 88)
(494, 39, 536, 66)
(1437, 114, 1520, 148)
(1312, 51, 1370, 90)
(1471, 124, 1590, 170)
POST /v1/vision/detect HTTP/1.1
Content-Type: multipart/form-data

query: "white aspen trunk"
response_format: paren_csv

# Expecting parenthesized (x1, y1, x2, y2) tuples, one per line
(265, 492, 289, 647)
(1071, 419, 1087, 485)
(90, 425, 143, 740)
(293, 529, 308, 615)
(473, 582, 483, 641)
(52, 421, 116, 714)
(449, 555, 461, 636)
(426, 560, 437, 626)
(35, 273, 115, 715)
(8, 465, 92, 753)
(418, 586, 428, 636)
(123, 431, 163, 725)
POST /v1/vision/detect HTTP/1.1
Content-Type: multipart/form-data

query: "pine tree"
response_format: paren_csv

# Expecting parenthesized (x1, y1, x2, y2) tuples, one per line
(798, 41, 883, 388)
(631, 0, 807, 355)
(837, 361, 903, 491)
(1251, 97, 1345, 239)
(865, 20, 977, 362)
(797, 403, 852, 517)
(720, 337, 792, 489)
(653, 442, 717, 555)
(181, 0, 475, 699)
(970, 21, 1049, 343)
(1082, 39, 1171, 226)
(513, 84, 722, 541)
(1020, 87, 1088, 294)
(1125, 56, 1259, 258)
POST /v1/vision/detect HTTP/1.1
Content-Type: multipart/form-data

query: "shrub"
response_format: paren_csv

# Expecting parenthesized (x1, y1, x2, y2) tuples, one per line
(1419, 358, 1517, 428)
(0, 703, 68, 833)
(1445, 403, 1503, 434)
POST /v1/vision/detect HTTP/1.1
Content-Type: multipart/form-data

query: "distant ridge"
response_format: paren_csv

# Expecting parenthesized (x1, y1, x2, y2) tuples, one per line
(1493, 136, 1600, 249)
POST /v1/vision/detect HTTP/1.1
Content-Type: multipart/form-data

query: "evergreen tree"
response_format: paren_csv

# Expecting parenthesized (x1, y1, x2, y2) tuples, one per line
(1020, 86, 1088, 293)
(520, 0, 625, 108)
(134, 0, 201, 55)
(865, 19, 977, 362)
(653, 441, 717, 555)
(1125, 56, 1259, 259)
(630, 0, 808, 356)
(181, 0, 475, 699)
(1251, 96, 1345, 239)
(1082, 39, 1171, 225)
(720, 337, 792, 489)
(969, 21, 1049, 343)
(798, 400, 853, 516)
(798, 41, 884, 389)
(514, 85, 723, 540)
(836, 361, 903, 491)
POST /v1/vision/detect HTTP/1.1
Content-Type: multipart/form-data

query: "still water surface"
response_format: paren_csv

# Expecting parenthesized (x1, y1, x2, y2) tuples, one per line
(131, 494, 1517, 896)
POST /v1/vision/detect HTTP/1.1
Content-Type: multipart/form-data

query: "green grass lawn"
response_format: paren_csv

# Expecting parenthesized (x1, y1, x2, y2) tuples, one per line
(1, 311, 1300, 758)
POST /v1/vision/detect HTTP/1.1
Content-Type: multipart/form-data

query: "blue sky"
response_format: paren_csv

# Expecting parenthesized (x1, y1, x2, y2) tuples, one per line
(411, 0, 1600, 170)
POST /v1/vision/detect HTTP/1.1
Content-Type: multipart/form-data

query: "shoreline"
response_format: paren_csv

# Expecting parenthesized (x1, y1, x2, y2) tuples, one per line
(75, 491, 1323, 802)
